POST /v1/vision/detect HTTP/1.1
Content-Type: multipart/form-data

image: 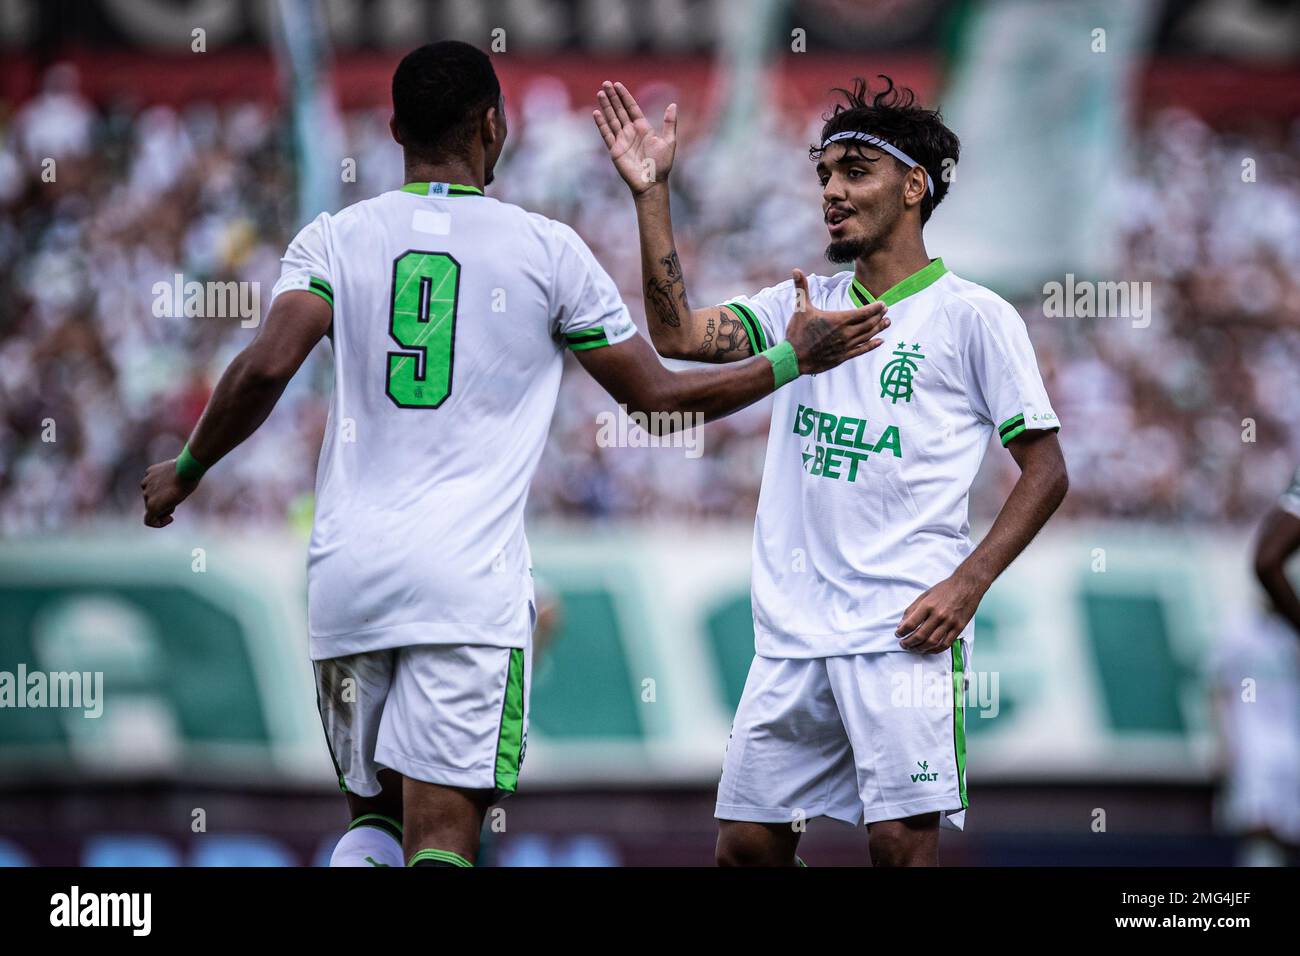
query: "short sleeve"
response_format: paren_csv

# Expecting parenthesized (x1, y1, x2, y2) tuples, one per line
(1280, 466, 1300, 519)
(548, 221, 636, 351)
(963, 297, 1060, 446)
(720, 278, 796, 354)
(271, 213, 334, 309)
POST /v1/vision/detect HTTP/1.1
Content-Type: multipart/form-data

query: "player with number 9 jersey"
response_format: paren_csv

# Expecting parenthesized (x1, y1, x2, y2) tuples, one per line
(141, 41, 890, 867)
(272, 183, 635, 660)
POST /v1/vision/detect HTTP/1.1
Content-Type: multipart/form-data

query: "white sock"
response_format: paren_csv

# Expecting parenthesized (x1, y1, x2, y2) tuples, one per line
(330, 818, 404, 868)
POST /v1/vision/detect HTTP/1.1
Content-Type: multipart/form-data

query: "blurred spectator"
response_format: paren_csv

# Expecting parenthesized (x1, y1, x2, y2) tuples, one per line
(1, 75, 1297, 532)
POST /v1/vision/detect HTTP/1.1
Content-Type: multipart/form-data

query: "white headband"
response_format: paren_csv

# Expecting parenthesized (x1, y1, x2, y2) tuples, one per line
(822, 130, 935, 196)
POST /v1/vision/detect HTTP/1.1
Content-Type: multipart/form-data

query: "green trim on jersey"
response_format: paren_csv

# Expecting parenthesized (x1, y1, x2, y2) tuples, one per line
(564, 327, 611, 351)
(722, 301, 768, 354)
(408, 848, 473, 867)
(494, 648, 526, 793)
(998, 413, 1027, 445)
(848, 257, 948, 309)
(307, 276, 334, 307)
(399, 182, 484, 197)
(951, 642, 969, 809)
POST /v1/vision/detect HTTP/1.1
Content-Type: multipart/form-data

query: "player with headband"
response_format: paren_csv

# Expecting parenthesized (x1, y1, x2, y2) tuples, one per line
(594, 75, 1069, 866)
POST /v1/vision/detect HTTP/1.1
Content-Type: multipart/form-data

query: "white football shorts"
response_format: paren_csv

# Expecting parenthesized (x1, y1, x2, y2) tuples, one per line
(716, 643, 970, 830)
(313, 642, 531, 800)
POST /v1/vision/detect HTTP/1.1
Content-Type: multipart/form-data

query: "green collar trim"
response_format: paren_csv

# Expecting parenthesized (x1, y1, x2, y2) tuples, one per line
(848, 257, 947, 308)
(400, 182, 484, 197)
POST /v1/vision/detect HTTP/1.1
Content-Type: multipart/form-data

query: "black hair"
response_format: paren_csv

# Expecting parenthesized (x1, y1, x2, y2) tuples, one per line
(809, 76, 960, 224)
(392, 41, 501, 159)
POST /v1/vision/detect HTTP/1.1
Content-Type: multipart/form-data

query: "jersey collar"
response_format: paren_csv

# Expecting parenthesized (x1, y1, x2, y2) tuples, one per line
(400, 182, 484, 197)
(848, 257, 947, 308)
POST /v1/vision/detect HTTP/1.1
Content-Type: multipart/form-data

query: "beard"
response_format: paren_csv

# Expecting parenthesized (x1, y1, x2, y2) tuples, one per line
(825, 235, 871, 263)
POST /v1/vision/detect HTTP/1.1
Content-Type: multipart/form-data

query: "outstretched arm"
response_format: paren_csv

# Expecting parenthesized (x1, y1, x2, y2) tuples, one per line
(896, 430, 1069, 653)
(593, 81, 753, 362)
(141, 290, 332, 527)
(1255, 508, 1300, 638)
(577, 270, 888, 430)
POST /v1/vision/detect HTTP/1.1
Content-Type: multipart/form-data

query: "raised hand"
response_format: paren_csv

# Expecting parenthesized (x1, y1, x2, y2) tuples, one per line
(784, 270, 890, 375)
(592, 80, 677, 195)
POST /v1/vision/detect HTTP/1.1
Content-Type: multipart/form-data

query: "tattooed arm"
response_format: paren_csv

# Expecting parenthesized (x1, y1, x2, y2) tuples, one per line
(637, 195, 755, 362)
(594, 81, 754, 363)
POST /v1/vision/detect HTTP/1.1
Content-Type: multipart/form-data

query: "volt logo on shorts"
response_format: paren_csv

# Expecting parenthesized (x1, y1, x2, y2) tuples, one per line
(792, 404, 902, 482)
(910, 760, 939, 783)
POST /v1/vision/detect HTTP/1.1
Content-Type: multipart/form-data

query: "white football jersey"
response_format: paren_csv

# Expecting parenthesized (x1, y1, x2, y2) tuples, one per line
(724, 259, 1059, 657)
(270, 182, 636, 660)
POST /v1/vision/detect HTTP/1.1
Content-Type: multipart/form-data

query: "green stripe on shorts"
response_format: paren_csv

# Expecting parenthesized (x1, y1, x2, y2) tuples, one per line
(951, 642, 968, 809)
(494, 648, 526, 792)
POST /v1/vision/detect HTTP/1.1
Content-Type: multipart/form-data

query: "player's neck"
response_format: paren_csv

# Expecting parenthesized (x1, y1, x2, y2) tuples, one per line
(854, 234, 931, 297)
(403, 158, 485, 191)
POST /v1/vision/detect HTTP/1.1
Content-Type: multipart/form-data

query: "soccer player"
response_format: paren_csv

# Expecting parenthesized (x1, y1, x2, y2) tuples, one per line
(594, 78, 1069, 866)
(139, 42, 890, 868)
(1210, 466, 1300, 865)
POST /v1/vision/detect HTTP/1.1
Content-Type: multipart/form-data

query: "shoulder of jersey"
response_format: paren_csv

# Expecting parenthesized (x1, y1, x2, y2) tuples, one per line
(929, 269, 1021, 325)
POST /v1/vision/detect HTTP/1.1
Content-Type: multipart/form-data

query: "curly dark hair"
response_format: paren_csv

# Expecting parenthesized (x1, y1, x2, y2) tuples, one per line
(809, 76, 960, 224)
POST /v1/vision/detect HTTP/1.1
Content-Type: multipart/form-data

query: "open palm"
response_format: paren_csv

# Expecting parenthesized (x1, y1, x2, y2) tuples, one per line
(593, 81, 677, 194)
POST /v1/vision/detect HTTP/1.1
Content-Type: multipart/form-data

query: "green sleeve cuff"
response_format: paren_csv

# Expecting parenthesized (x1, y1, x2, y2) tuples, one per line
(761, 340, 800, 389)
(175, 444, 208, 482)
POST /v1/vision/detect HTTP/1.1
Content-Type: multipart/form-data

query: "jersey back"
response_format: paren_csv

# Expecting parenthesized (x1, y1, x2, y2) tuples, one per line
(270, 183, 635, 660)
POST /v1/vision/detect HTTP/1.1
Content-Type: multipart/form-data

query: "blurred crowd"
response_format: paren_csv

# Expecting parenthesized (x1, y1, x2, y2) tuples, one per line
(1, 65, 1297, 533)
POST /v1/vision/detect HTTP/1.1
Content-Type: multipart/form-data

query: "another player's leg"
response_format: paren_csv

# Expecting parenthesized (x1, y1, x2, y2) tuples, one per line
(330, 769, 405, 867)
(715, 820, 801, 867)
(714, 656, 860, 866)
(866, 813, 940, 867)
(826, 647, 970, 867)
(315, 651, 405, 867)
(374, 642, 529, 868)
(403, 781, 494, 866)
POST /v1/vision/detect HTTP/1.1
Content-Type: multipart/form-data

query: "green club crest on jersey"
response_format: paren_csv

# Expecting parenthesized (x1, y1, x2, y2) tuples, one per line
(880, 343, 926, 404)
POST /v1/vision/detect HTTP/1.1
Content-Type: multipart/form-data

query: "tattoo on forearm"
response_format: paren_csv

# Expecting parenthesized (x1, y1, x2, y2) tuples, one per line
(645, 277, 680, 328)
(645, 249, 689, 329)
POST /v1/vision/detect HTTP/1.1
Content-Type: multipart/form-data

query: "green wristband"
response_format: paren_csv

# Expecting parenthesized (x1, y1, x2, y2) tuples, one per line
(761, 340, 800, 389)
(175, 444, 208, 482)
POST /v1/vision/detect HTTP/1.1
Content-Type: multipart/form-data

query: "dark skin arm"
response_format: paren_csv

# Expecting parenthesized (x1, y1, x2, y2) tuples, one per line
(897, 429, 1069, 653)
(143, 276, 887, 524)
(593, 81, 754, 363)
(578, 270, 888, 428)
(1254, 507, 1300, 638)
(141, 290, 332, 527)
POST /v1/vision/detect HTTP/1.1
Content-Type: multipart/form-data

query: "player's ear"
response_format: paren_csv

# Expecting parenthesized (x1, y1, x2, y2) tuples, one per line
(483, 103, 506, 149)
(388, 114, 403, 147)
(903, 166, 927, 210)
